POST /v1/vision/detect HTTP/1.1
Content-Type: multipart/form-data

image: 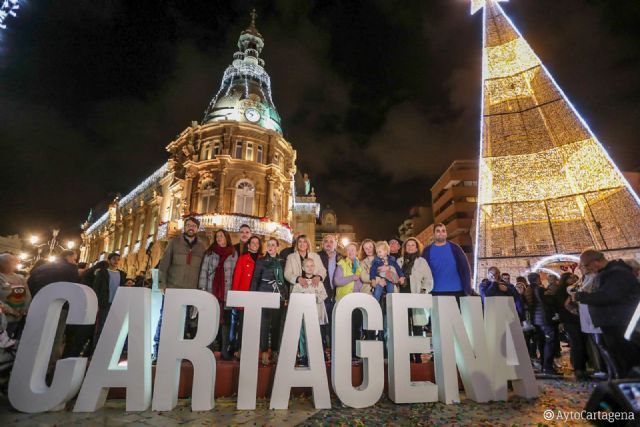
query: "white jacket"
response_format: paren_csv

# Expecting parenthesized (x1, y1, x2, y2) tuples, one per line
(284, 251, 327, 287)
(398, 256, 433, 326)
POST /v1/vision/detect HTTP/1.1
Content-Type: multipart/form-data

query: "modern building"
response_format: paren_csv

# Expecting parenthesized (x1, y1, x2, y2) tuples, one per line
(79, 12, 354, 275)
(414, 160, 478, 264)
(398, 206, 433, 242)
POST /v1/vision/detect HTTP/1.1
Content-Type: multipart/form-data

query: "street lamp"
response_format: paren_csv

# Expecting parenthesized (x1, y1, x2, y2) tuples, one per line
(341, 237, 350, 247)
(18, 252, 27, 260)
(66, 240, 76, 250)
(30, 235, 39, 245)
(47, 255, 57, 263)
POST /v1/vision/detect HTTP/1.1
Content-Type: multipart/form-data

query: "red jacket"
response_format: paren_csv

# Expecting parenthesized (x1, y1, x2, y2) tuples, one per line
(232, 252, 257, 292)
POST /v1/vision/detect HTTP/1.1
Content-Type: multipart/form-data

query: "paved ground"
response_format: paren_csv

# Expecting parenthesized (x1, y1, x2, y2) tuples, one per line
(0, 377, 597, 426)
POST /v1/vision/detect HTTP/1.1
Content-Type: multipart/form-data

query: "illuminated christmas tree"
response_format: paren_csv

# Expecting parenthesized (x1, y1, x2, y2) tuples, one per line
(471, 0, 640, 280)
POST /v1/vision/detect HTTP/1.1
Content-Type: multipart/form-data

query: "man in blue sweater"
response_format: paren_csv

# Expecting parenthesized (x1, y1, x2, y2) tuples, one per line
(421, 223, 472, 298)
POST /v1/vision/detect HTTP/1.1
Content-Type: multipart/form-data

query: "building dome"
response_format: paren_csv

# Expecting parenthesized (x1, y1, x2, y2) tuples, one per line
(202, 9, 283, 135)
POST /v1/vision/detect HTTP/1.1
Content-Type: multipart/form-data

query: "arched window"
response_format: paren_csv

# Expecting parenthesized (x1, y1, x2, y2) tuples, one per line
(200, 179, 217, 213)
(234, 179, 255, 215)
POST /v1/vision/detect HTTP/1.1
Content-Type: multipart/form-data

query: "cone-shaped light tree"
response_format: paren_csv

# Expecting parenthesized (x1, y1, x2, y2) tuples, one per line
(471, 0, 640, 282)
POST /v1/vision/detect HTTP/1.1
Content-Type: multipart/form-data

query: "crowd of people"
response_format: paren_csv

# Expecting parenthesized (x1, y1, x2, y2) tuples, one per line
(1, 218, 639, 395)
(479, 250, 640, 380)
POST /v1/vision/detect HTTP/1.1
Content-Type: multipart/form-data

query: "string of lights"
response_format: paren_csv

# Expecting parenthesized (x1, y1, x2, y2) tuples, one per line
(0, 0, 20, 31)
(472, 0, 640, 282)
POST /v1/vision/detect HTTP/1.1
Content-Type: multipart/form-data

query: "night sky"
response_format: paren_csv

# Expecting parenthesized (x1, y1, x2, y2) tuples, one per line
(1, 0, 639, 242)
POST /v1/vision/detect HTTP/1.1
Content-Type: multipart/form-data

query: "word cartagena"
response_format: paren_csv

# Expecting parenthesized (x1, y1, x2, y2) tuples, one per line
(8, 283, 537, 413)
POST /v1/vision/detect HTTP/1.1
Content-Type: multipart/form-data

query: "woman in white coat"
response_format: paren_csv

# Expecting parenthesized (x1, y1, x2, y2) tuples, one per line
(397, 237, 433, 363)
(284, 235, 326, 291)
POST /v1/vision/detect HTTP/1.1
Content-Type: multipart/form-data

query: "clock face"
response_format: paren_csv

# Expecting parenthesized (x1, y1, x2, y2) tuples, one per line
(244, 108, 261, 123)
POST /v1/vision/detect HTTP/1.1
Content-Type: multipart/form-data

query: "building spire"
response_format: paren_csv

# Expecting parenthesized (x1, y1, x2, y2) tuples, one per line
(242, 8, 262, 38)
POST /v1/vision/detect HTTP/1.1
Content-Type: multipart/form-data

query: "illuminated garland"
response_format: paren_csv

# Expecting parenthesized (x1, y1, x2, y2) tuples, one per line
(471, 0, 640, 283)
(85, 165, 167, 235)
(0, 0, 20, 30)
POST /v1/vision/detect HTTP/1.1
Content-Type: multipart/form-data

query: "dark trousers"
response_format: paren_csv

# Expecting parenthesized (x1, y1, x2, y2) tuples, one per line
(63, 325, 94, 358)
(229, 309, 244, 353)
(563, 322, 587, 372)
(322, 299, 335, 349)
(260, 302, 284, 353)
(351, 308, 363, 358)
(535, 324, 556, 371)
(215, 309, 233, 359)
(601, 325, 640, 377)
(592, 333, 620, 379)
(94, 304, 111, 351)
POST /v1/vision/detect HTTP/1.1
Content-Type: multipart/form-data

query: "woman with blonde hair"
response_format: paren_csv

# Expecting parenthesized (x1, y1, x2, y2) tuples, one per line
(284, 235, 326, 292)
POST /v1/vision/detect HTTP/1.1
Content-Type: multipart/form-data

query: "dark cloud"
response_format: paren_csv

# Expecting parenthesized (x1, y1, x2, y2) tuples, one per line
(0, 0, 638, 241)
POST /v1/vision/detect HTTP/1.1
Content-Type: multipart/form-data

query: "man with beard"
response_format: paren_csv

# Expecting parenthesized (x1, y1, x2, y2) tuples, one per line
(158, 216, 208, 291)
(420, 223, 471, 298)
(155, 217, 208, 354)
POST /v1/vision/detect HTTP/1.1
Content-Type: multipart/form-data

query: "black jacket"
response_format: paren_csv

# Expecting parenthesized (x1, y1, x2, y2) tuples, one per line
(250, 255, 288, 301)
(576, 260, 640, 328)
(545, 282, 579, 324)
(27, 260, 81, 297)
(524, 283, 553, 326)
(317, 250, 343, 301)
(93, 268, 127, 309)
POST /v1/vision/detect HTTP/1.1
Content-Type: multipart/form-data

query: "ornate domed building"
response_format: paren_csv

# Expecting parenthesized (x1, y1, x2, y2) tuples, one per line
(79, 11, 339, 275)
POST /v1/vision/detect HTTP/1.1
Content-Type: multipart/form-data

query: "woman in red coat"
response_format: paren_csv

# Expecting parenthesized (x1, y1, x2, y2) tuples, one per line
(229, 235, 262, 357)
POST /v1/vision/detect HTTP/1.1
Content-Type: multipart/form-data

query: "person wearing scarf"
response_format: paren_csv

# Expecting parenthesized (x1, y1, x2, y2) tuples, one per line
(251, 238, 288, 365)
(335, 243, 364, 360)
(397, 237, 433, 363)
(198, 229, 238, 360)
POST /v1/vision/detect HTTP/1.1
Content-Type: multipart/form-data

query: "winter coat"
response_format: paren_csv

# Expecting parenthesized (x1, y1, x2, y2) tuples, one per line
(397, 256, 433, 294)
(576, 260, 640, 328)
(397, 256, 433, 326)
(251, 255, 289, 301)
(284, 251, 327, 291)
(232, 252, 258, 292)
(27, 260, 81, 297)
(369, 256, 404, 282)
(482, 281, 525, 321)
(318, 250, 343, 301)
(198, 250, 238, 303)
(545, 282, 579, 325)
(421, 241, 472, 295)
(158, 235, 207, 290)
(93, 268, 126, 309)
(292, 276, 328, 325)
(359, 256, 375, 294)
(524, 283, 553, 326)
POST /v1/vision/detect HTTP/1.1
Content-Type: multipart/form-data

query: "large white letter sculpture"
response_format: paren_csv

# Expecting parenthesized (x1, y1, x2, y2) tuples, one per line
(386, 293, 437, 403)
(484, 297, 538, 400)
(152, 289, 219, 411)
(331, 293, 384, 408)
(270, 293, 331, 409)
(431, 296, 492, 403)
(9, 282, 97, 413)
(226, 290, 280, 410)
(74, 287, 151, 412)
